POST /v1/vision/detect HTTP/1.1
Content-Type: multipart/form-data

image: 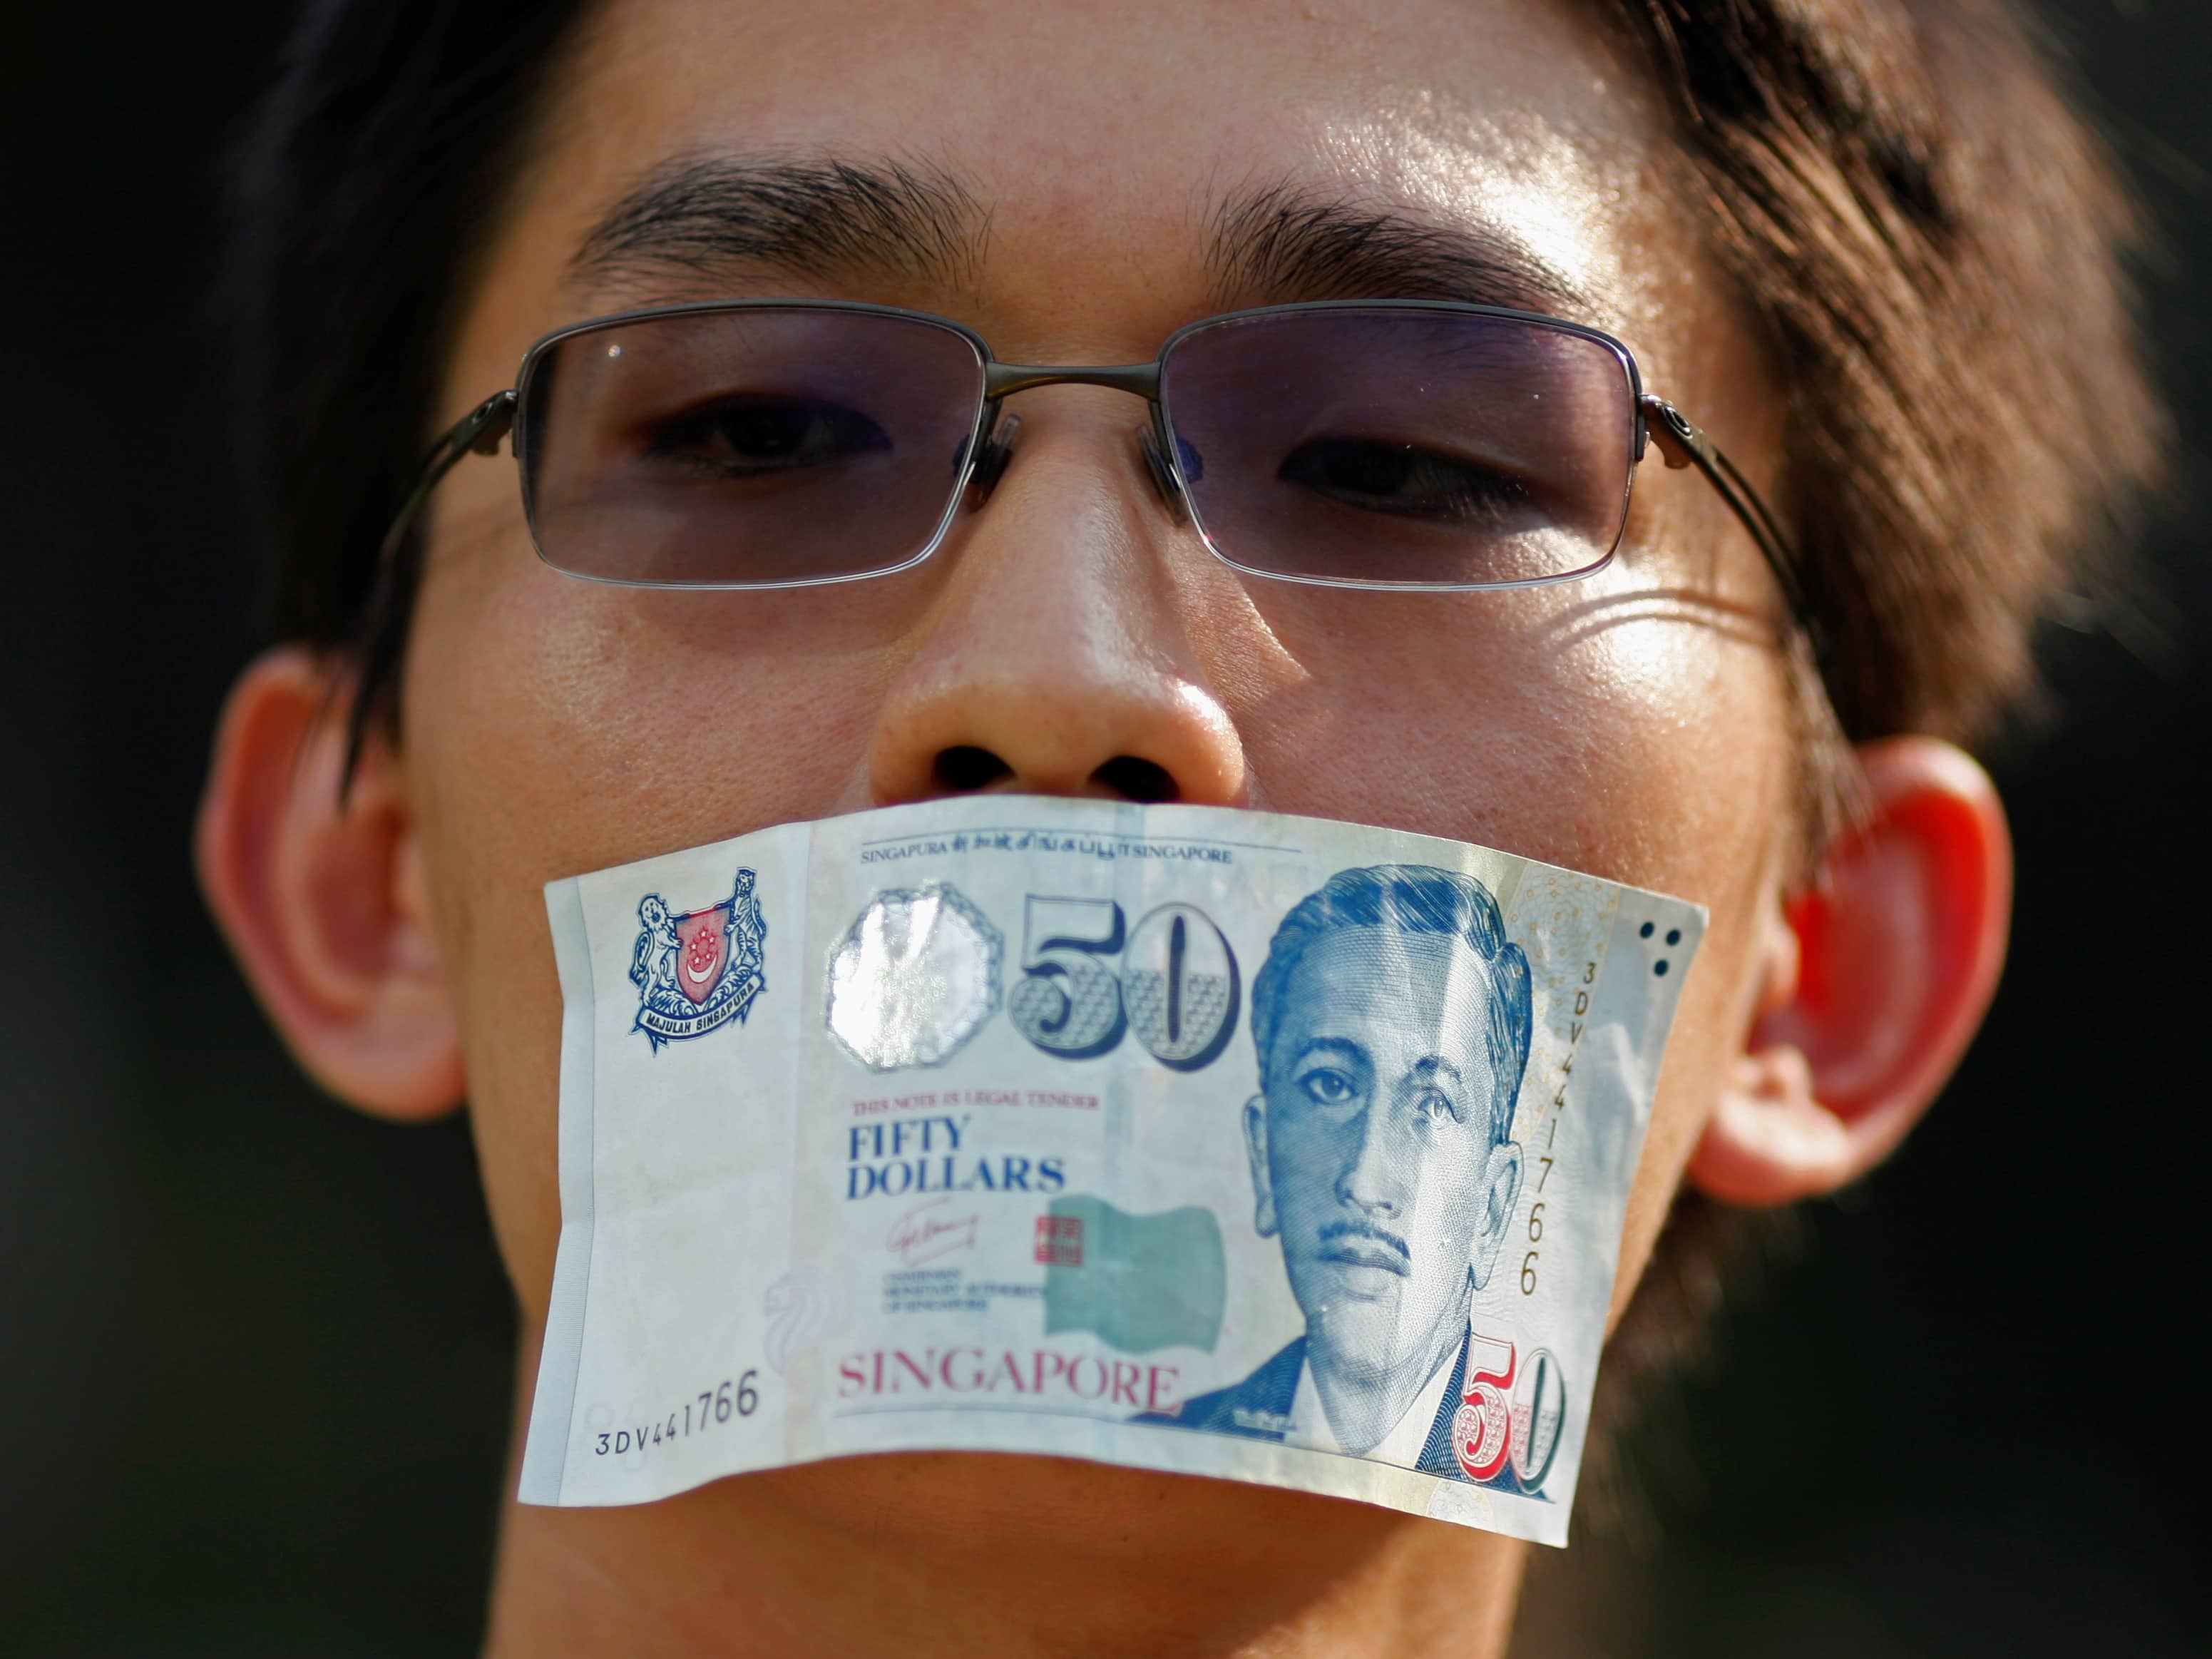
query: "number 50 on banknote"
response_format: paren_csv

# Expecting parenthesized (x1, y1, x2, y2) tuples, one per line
(521, 798, 1703, 1548)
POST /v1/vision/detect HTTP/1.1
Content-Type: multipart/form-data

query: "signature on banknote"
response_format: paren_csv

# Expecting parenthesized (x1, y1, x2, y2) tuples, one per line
(886, 1198, 981, 1268)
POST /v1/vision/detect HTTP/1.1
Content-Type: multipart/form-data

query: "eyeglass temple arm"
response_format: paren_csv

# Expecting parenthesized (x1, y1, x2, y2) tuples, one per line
(372, 391, 518, 573)
(1640, 397, 1826, 666)
(339, 391, 517, 802)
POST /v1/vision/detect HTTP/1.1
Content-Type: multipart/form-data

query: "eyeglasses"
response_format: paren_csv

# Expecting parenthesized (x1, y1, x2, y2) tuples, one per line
(383, 297, 1809, 627)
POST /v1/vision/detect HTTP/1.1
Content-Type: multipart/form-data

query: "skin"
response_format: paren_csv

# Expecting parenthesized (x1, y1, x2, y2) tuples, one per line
(195, 0, 2017, 1653)
(1244, 927, 1524, 1453)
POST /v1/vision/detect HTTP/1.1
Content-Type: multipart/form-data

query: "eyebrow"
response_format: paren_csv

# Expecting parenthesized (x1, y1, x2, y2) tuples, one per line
(1205, 180, 1593, 319)
(1404, 1054, 1466, 1093)
(570, 153, 990, 294)
(1291, 1037, 1369, 1073)
(568, 153, 1593, 323)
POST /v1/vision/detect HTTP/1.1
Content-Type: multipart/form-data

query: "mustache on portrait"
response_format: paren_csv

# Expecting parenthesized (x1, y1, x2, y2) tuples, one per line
(1316, 1218, 1412, 1275)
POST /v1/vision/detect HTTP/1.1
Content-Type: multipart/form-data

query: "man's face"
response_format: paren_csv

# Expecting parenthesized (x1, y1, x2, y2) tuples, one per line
(399, 0, 1796, 1545)
(1255, 928, 1519, 1393)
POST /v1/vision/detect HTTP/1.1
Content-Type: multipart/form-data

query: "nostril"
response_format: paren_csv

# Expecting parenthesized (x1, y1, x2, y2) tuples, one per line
(933, 745, 1013, 792)
(1091, 755, 1177, 803)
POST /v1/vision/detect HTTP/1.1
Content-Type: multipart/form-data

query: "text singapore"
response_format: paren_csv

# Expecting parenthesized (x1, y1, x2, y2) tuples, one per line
(837, 1345, 1185, 1414)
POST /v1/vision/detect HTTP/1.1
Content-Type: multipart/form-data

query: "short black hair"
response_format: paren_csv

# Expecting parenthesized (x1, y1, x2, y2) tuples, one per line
(225, 0, 588, 724)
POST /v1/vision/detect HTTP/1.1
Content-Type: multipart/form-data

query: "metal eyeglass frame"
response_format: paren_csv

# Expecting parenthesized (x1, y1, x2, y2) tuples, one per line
(378, 295, 1816, 644)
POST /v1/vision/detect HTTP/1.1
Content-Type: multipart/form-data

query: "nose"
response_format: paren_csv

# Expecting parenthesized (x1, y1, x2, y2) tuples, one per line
(1336, 1102, 1405, 1219)
(867, 404, 1249, 806)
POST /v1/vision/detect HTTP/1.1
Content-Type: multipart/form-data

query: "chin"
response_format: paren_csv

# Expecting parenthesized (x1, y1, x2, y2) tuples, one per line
(1309, 1298, 1408, 1367)
(745, 1451, 1401, 1568)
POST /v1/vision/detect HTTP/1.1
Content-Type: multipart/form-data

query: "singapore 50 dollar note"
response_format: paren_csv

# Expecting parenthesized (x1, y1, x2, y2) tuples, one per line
(519, 797, 1703, 1546)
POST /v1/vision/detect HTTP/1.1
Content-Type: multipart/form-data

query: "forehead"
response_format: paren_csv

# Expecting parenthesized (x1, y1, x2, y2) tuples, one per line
(489, 0, 1671, 344)
(1274, 928, 1497, 1058)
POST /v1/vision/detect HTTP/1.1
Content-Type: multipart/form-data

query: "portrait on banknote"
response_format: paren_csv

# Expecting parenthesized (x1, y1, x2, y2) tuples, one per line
(1141, 864, 1534, 1487)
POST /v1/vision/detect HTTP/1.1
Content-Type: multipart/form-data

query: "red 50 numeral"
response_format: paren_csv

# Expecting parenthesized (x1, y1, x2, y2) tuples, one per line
(1451, 1337, 1568, 1492)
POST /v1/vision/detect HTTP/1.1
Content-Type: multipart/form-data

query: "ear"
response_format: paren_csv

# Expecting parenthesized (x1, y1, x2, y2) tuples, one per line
(1467, 1143, 1523, 1291)
(1241, 1096, 1278, 1237)
(1688, 736, 2012, 1205)
(195, 646, 465, 1119)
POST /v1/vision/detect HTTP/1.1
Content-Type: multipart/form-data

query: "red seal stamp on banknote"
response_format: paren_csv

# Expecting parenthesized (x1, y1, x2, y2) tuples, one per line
(1034, 1214, 1084, 1267)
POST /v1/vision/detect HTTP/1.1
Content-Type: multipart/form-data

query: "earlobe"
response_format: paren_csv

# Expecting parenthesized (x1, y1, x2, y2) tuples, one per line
(1242, 1097, 1277, 1236)
(195, 647, 465, 1121)
(1689, 737, 2012, 1206)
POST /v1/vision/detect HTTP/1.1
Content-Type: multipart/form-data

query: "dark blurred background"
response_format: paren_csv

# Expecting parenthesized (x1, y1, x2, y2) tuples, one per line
(2, 3, 2204, 1654)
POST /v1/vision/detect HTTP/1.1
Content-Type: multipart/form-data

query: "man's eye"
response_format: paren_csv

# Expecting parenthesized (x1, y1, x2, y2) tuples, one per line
(1298, 1068, 1358, 1106)
(1413, 1087, 1462, 1126)
(651, 395, 891, 476)
(1276, 437, 1533, 524)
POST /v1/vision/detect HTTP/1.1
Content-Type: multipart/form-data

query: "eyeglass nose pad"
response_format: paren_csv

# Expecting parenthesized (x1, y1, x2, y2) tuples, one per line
(963, 411, 1023, 509)
(1134, 423, 1192, 524)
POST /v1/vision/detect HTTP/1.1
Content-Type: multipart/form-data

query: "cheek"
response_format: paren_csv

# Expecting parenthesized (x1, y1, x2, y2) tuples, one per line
(1415, 1137, 1485, 1236)
(1234, 573, 1781, 902)
(1266, 1111, 1339, 1210)
(407, 504, 906, 878)
(1232, 576, 1792, 1331)
(395, 506, 910, 1308)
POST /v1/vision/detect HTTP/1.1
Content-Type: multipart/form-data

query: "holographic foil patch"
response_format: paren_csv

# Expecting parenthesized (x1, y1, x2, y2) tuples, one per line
(824, 882, 1004, 1071)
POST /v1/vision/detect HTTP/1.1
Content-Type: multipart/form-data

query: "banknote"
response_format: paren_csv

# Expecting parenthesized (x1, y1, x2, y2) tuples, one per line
(518, 799, 1704, 1547)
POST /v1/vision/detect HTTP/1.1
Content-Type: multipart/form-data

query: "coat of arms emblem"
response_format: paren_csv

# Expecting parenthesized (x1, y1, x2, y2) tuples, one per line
(628, 868, 767, 1050)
